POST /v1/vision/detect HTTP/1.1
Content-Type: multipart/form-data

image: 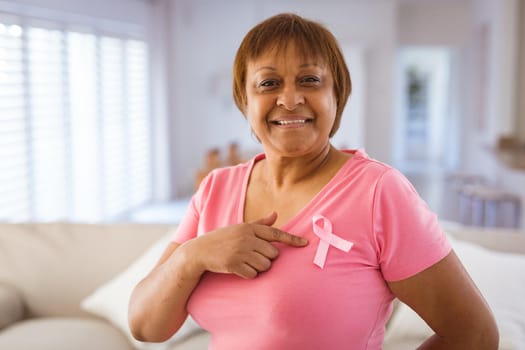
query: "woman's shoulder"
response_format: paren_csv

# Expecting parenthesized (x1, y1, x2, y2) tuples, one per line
(334, 149, 419, 201)
(341, 148, 396, 180)
(211, 155, 257, 176)
(200, 155, 258, 189)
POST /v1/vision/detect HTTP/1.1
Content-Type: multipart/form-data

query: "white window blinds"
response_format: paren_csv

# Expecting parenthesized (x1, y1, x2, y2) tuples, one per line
(68, 31, 101, 220)
(100, 36, 128, 218)
(0, 22, 29, 221)
(0, 16, 152, 222)
(126, 40, 151, 208)
(28, 27, 69, 221)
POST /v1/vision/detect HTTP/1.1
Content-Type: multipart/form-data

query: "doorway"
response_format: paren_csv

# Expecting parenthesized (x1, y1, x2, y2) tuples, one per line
(394, 47, 457, 172)
(394, 47, 460, 218)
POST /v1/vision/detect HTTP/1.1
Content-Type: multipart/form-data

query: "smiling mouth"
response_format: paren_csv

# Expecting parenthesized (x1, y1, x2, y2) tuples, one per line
(271, 119, 312, 126)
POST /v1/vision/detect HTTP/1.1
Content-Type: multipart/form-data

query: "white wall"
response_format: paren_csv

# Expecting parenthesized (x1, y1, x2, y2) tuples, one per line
(330, 46, 366, 151)
(516, 0, 525, 143)
(148, 0, 173, 201)
(168, 0, 258, 197)
(397, 0, 471, 46)
(461, 0, 520, 175)
(167, 0, 397, 196)
(0, 0, 151, 33)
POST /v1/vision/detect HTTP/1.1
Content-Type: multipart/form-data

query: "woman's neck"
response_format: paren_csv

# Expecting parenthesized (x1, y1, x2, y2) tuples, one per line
(259, 144, 341, 189)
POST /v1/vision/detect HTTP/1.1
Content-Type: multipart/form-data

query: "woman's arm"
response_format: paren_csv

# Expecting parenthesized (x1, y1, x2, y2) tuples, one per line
(128, 212, 308, 342)
(128, 241, 197, 342)
(387, 250, 499, 349)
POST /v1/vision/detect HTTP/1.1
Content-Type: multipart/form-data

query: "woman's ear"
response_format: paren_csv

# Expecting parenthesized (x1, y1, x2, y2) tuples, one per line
(241, 103, 248, 118)
(250, 128, 261, 143)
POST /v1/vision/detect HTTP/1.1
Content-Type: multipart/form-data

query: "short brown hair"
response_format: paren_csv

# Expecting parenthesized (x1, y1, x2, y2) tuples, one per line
(232, 13, 351, 137)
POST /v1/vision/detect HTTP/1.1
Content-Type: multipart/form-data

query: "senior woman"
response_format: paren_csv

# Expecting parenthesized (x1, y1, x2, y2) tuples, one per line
(129, 13, 498, 349)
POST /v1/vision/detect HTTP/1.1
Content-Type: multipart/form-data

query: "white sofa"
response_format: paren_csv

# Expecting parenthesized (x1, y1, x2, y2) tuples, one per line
(0, 222, 209, 350)
(0, 221, 524, 349)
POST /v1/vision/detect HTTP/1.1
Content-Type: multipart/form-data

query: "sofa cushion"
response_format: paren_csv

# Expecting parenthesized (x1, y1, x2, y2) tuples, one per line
(445, 223, 525, 255)
(383, 337, 422, 350)
(0, 222, 174, 318)
(81, 233, 202, 349)
(384, 235, 525, 349)
(0, 317, 133, 350)
(0, 283, 24, 330)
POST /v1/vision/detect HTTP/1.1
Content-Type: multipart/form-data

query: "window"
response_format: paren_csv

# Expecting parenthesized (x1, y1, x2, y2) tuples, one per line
(0, 15, 152, 222)
(0, 22, 28, 221)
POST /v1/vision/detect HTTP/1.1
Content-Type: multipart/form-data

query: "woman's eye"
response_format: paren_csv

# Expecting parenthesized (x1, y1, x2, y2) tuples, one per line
(258, 79, 279, 89)
(301, 76, 321, 84)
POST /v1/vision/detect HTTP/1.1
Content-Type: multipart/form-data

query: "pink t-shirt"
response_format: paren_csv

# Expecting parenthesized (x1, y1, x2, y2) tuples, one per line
(172, 149, 451, 350)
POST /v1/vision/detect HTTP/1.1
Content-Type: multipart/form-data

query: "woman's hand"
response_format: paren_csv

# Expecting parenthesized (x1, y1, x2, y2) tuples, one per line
(129, 212, 306, 342)
(181, 211, 308, 279)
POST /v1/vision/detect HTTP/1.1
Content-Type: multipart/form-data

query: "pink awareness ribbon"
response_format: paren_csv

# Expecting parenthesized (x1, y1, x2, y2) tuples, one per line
(312, 214, 353, 268)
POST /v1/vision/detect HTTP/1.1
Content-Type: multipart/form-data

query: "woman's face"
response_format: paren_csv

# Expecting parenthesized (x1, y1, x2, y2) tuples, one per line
(244, 43, 337, 158)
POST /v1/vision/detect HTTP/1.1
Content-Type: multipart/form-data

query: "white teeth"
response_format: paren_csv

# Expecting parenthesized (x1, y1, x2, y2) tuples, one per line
(275, 119, 307, 125)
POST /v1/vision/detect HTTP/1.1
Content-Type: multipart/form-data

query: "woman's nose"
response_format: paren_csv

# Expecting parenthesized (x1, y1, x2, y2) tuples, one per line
(276, 85, 305, 110)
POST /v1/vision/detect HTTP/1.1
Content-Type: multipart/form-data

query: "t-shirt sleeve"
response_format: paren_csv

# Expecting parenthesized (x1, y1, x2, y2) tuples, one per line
(170, 172, 212, 244)
(373, 168, 451, 281)
(170, 196, 199, 244)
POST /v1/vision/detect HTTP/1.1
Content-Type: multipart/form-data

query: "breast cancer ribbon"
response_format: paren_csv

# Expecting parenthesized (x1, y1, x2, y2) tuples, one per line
(312, 214, 353, 269)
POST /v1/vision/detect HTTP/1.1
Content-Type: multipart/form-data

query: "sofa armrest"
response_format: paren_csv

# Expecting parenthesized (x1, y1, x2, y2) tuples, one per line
(0, 283, 25, 330)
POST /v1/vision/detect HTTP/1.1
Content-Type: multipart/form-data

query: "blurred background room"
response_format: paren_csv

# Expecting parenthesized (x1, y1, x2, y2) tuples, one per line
(1, 0, 524, 227)
(2, 1, 525, 349)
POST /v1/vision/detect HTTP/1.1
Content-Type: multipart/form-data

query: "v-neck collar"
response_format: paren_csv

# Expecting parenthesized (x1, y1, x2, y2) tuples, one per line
(237, 149, 367, 229)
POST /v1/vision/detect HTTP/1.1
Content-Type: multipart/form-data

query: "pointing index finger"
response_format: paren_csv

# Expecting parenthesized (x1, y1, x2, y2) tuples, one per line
(256, 226, 308, 247)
